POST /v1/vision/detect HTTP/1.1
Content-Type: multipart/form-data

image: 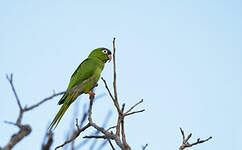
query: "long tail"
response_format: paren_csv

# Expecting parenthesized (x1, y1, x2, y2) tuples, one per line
(49, 94, 77, 130)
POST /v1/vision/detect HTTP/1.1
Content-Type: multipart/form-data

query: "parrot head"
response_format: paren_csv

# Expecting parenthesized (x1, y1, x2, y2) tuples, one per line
(88, 48, 112, 63)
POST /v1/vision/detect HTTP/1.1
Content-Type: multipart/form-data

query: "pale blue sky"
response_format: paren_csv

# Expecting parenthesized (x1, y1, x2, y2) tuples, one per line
(1, 0, 242, 150)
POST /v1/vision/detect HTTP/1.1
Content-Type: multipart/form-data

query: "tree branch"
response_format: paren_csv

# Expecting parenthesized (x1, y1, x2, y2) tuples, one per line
(179, 128, 212, 150)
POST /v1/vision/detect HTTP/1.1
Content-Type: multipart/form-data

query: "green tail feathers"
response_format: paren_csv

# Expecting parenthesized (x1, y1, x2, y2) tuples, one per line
(48, 102, 71, 130)
(49, 93, 78, 130)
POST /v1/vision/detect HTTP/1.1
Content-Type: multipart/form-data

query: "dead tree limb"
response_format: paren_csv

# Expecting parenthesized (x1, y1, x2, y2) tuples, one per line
(2, 74, 64, 150)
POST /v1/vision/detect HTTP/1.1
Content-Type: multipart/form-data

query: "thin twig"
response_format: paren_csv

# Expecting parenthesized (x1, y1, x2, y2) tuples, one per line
(112, 38, 118, 103)
(142, 144, 148, 150)
(4, 121, 20, 127)
(24, 91, 65, 111)
(6, 74, 22, 110)
(75, 118, 80, 131)
(101, 77, 121, 115)
(180, 128, 185, 142)
(124, 109, 145, 117)
(83, 135, 107, 139)
(108, 139, 116, 150)
(107, 125, 117, 131)
(124, 99, 143, 115)
(101, 77, 115, 102)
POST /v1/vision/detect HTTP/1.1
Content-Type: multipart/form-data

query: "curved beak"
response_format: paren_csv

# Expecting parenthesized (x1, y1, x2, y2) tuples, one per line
(108, 54, 112, 62)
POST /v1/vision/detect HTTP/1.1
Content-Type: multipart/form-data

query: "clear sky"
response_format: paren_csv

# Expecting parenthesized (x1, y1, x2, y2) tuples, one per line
(1, 0, 242, 150)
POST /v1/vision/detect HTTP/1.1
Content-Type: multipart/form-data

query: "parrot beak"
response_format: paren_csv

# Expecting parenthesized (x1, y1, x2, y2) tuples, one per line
(108, 54, 112, 62)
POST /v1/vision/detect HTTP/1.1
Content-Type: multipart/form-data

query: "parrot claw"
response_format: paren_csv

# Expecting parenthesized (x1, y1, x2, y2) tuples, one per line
(87, 91, 95, 99)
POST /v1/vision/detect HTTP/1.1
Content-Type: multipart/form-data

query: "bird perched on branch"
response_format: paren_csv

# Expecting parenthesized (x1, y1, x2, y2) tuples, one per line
(49, 48, 112, 130)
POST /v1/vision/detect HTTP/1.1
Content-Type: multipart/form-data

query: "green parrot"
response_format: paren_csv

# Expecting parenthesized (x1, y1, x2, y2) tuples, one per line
(49, 48, 112, 130)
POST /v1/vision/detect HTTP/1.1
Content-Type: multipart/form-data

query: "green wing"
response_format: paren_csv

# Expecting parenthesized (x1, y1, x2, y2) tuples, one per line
(58, 58, 98, 105)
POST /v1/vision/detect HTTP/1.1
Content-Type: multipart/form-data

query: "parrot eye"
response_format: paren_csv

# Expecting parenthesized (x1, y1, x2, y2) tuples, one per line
(102, 50, 108, 54)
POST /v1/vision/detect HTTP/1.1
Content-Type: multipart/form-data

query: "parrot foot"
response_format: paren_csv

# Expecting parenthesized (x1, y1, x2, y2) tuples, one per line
(87, 91, 95, 99)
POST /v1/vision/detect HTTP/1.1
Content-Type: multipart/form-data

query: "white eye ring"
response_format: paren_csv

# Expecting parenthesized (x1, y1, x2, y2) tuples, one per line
(102, 50, 108, 54)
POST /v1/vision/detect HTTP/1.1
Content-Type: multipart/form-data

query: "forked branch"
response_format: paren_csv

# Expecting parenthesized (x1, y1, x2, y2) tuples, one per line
(179, 128, 212, 150)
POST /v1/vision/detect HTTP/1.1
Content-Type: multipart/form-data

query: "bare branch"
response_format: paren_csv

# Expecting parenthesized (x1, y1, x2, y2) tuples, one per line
(179, 128, 212, 150)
